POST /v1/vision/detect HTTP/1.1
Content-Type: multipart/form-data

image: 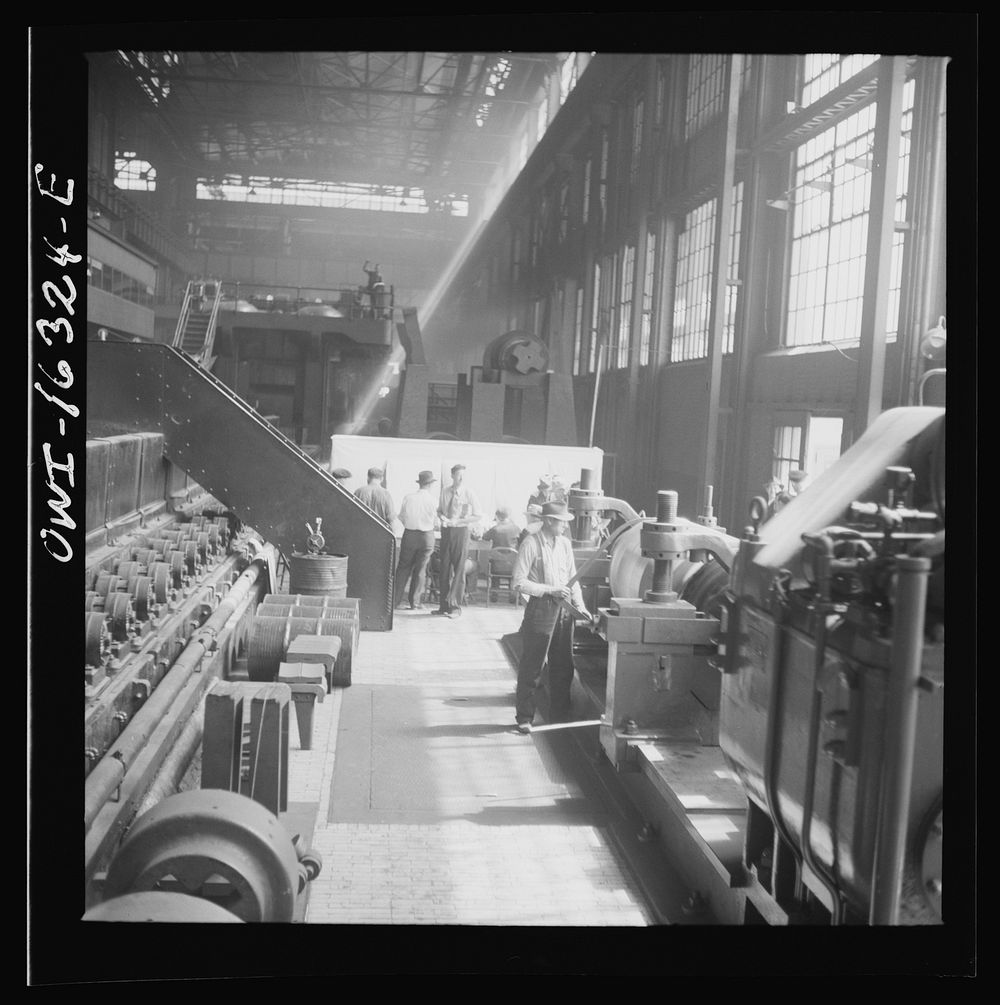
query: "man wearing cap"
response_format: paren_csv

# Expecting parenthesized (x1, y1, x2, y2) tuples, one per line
(354, 466, 395, 526)
(331, 467, 352, 484)
(482, 507, 521, 551)
(511, 501, 590, 732)
(434, 464, 482, 618)
(394, 471, 439, 610)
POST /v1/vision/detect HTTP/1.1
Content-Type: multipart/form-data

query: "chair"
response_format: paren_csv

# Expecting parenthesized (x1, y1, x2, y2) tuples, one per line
(486, 548, 518, 606)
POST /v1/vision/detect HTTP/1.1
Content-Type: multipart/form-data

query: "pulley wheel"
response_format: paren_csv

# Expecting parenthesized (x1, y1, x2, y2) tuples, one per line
(85, 612, 110, 666)
(197, 531, 211, 562)
(84, 891, 243, 923)
(184, 540, 198, 576)
(106, 591, 135, 642)
(149, 562, 172, 604)
(131, 575, 154, 621)
(84, 591, 102, 613)
(168, 550, 185, 587)
(133, 547, 157, 567)
(95, 571, 122, 598)
(102, 789, 300, 923)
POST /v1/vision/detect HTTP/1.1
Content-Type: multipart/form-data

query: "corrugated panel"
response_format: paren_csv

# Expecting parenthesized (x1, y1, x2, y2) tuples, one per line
(85, 440, 110, 534)
(103, 435, 143, 522)
(137, 433, 166, 509)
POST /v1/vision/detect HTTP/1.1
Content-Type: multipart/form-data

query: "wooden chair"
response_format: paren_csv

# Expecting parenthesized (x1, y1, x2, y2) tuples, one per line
(486, 547, 518, 606)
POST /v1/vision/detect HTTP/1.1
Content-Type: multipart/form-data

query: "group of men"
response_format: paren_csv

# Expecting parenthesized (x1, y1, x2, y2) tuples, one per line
(343, 462, 590, 734)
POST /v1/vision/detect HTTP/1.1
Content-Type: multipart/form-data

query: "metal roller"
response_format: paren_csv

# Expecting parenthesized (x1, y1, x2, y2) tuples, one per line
(116, 560, 141, 584)
(85, 612, 110, 666)
(206, 523, 221, 551)
(167, 550, 185, 587)
(248, 615, 319, 682)
(95, 571, 123, 598)
(101, 790, 301, 923)
(184, 540, 198, 576)
(105, 591, 135, 642)
(149, 562, 172, 604)
(130, 575, 154, 621)
(262, 594, 359, 612)
(84, 591, 103, 613)
(132, 547, 157, 567)
(197, 531, 212, 561)
(257, 604, 357, 619)
(83, 891, 243, 923)
(288, 552, 348, 596)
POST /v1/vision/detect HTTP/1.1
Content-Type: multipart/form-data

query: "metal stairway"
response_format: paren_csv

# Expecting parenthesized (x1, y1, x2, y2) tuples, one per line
(87, 340, 397, 630)
(172, 279, 223, 367)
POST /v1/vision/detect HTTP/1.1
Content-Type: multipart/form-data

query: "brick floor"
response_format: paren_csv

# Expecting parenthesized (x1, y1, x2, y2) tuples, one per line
(288, 605, 653, 926)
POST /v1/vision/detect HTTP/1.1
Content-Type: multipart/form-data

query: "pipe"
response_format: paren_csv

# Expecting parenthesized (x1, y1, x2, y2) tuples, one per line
(869, 555, 931, 924)
(134, 696, 209, 817)
(84, 549, 273, 831)
(588, 343, 606, 449)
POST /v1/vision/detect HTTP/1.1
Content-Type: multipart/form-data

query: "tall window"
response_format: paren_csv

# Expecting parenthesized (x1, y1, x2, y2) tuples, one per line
(772, 423, 804, 488)
(572, 285, 585, 375)
(598, 131, 609, 230)
(630, 97, 644, 186)
(784, 77, 913, 348)
(588, 260, 602, 373)
(685, 55, 726, 138)
(801, 54, 879, 107)
(671, 185, 743, 361)
(582, 157, 592, 226)
(639, 231, 657, 365)
(511, 231, 522, 287)
(616, 246, 636, 368)
(559, 179, 570, 242)
(115, 153, 156, 191)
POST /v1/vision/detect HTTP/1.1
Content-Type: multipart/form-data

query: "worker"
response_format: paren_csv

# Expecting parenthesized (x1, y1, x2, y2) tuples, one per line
(433, 463, 482, 619)
(354, 466, 394, 525)
(482, 507, 521, 550)
(331, 467, 352, 485)
(394, 470, 439, 610)
(511, 501, 589, 733)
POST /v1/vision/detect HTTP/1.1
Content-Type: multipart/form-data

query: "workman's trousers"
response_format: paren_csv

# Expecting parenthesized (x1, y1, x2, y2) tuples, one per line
(515, 600, 575, 724)
(437, 526, 470, 612)
(394, 529, 435, 607)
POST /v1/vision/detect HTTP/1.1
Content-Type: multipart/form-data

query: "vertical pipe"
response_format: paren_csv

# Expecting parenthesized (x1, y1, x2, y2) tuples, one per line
(588, 342, 606, 448)
(869, 555, 931, 924)
(852, 56, 909, 440)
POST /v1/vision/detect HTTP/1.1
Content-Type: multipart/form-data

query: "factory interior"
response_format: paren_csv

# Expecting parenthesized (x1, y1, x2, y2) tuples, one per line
(29, 17, 976, 981)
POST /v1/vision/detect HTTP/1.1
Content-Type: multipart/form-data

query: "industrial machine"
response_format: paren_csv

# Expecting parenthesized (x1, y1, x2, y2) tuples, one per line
(563, 407, 945, 925)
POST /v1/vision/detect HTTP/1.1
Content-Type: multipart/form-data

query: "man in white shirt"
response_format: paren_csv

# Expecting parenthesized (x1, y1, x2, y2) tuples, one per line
(394, 470, 439, 610)
(433, 463, 482, 618)
(511, 501, 590, 732)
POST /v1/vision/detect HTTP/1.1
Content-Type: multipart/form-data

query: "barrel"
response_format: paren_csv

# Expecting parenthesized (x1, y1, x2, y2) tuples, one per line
(262, 594, 359, 617)
(247, 613, 357, 685)
(288, 552, 349, 597)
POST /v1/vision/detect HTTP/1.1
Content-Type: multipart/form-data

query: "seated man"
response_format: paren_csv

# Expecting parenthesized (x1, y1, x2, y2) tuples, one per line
(482, 507, 520, 551)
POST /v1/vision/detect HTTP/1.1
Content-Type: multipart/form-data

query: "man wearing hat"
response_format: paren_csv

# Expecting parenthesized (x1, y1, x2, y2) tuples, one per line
(434, 463, 482, 618)
(354, 466, 395, 526)
(394, 471, 439, 610)
(511, 501, 590, 732)
(331, 467, 352, 484)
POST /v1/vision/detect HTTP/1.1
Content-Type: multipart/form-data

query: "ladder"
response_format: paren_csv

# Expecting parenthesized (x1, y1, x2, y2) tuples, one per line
(172, 278, 223, 367)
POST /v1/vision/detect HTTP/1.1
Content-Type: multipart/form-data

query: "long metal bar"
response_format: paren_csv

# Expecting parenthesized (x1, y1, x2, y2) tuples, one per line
(852, 56, 909, 441)
(588, 342, 606, 449)
(869, 555, 931, 925)
(83, 550, 272, 831)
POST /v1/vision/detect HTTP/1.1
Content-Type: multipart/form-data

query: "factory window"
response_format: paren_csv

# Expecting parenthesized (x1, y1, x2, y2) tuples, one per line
(511, 230, 522, 287)
(476, 56, 513, 128)
(87, 256, 155, 308)
(588, 259, 602, 373)
(582, 157, 592, 226)
(655, 61, 667, 127)
(671, 184, 743, 361)
(537, 93, 550, 142)
(598, 131, 609, 230)
(639, 231, 657, 366)
(195, 176, 468, 217)
(772, 422, 804, 489)
(572, 285, 585, 375)
(519, 130, 529, 172)
(784, 79, 913, 348)
(630, 97, 644, 187)
(685, 55, 725, 138)
(427, 383, 458, 435)
(558, 53, 580, 106)
(114, 154, 156, 192)
(772, 414, 845, 489)
(559, 179, 570, 242)
(615, 245, 636, 369)
(800, 54, 879, 107)
(116, 50, 178, 106)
